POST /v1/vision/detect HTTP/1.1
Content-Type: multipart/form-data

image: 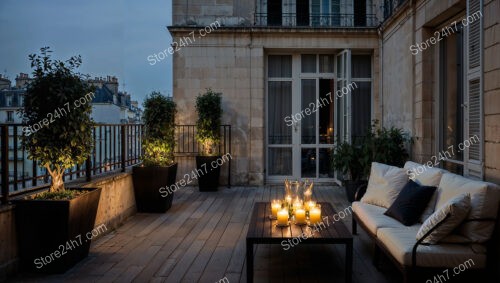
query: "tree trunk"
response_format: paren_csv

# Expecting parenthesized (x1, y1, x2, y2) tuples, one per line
(47, 166, 65, 193)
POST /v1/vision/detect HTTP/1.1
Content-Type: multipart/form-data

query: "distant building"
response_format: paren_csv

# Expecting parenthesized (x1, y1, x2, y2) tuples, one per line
(15, 73, 33, 89)
(89, 76, 142, 124)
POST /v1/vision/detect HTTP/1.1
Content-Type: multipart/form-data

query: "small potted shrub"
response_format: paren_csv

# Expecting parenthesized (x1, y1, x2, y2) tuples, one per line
(332, 140, 368, 202)
(195, 89, 222, 191)
(367, 121, 410, 167)
(16, 47, 101, 273)
(133, 92, 178, 212)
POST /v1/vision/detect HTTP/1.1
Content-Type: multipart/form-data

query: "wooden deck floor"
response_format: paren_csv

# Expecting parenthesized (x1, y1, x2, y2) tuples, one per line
(10, 186, 469, 283)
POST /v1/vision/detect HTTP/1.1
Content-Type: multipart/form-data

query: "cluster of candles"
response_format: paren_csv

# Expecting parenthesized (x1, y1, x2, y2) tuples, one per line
(271, 197, 322, 226)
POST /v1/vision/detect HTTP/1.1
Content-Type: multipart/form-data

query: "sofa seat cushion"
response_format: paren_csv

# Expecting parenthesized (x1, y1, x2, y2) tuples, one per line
(377, 227, 486, 268)
(353, 201, 419, 235)
(361, 162, 408, 208)
(436, 173, 500, 243)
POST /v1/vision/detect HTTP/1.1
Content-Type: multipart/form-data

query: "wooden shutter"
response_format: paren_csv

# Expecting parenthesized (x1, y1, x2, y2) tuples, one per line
(464, 0, 483, 179)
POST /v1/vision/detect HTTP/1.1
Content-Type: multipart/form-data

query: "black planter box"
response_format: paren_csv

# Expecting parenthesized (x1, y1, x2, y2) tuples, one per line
(132, 163, 178, 213)
(14, 187, 101, 273)
(196, 156, 221, 192)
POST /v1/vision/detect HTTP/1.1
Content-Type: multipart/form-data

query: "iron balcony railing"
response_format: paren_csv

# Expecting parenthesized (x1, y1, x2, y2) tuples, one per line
(254, 13, 379, 27)
(0, 124, 232, 204)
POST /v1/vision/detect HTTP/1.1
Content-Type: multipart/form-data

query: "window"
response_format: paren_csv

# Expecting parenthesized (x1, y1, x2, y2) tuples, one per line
(268, 0, 282, 26)
(6, 95, 12, 107)
(297, 0, 310, 26)
(351, 54, 372, 142)
(439, 26, 464, 174)
(7, 111, 14, 122)
(354, 0, 367, 26)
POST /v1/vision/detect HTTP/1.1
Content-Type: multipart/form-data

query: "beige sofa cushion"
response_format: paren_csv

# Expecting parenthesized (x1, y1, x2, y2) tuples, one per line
(404, 161, 445, 187)
(361, 162, 408, 208)
(377, 227, 486, 268)
(416, 193, 471, 244)
(436, 173, 500, 243)
(352, 201, 419, 235)
(404, 161, 447, 222)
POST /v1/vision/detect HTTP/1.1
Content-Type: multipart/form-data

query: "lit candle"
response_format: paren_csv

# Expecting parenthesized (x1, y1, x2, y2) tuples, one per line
(309, 205, 321, 225)
(285, 195, 292, 205)
(305, 200, 316, 211)
(277, 208, 289, 226)
(271, 200, 281, 219)
(295, 208, 306, 224)
(293, 199, 303, 211)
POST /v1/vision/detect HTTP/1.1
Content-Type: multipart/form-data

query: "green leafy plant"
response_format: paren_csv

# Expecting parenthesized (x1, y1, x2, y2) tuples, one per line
(332, 120, 411, 181)
(365, 120, 411, 170)
(195, 89, 222, 156)
(331, 141, 364, 181)
(142, 92, 177, 166)
(20, 47, 94, 194)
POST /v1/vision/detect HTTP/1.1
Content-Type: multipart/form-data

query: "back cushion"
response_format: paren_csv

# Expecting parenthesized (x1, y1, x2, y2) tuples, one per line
(361, 162, 408, 208)
(436, 173, 500, 243)
(404, 161, 447, 222)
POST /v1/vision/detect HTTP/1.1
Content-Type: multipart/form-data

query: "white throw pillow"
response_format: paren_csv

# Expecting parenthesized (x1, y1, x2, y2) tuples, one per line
(436, 173, 500, 243)
(416, 193, 471, 245)
(361, 162, 408, 208)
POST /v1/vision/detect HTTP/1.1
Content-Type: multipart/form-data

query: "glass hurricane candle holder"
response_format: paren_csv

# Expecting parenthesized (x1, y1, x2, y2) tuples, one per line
(303, 180, 314, 203)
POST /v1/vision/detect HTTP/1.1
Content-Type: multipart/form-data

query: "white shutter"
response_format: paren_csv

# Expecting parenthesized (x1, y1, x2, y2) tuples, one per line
(464, 0, 483, 179)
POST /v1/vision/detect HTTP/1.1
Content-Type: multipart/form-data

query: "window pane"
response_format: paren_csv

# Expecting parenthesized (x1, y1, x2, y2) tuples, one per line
(301, 79, 316, 144)
(319, 79, 334, 144)
(268, 55, 292, 78)
(269, 148, 292, 175)
(301, 148, 316, 178)
(319, 148, 334, 177)
(352, 55, 371, 78)
(268, 81, 292, 144)
(319, 55, 334, 73)
(440, 31, 464, 161)
(301, 54, 316, 73)
(351, 81, 371, 142)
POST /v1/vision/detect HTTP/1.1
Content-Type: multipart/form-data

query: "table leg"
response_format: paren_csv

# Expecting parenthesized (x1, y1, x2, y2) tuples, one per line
(346, 240, 353, 283)
(246, 239, 254, 283)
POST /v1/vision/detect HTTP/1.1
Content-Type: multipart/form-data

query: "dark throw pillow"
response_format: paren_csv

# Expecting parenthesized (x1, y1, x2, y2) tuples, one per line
(384, 179, 437, 226)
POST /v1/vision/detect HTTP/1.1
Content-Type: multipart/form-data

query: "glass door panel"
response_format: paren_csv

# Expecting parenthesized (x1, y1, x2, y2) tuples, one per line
(301, 79, 316, 144)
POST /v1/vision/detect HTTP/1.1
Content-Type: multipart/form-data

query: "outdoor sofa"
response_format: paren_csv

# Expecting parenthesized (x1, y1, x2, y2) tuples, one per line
(352, 161, 500, 282)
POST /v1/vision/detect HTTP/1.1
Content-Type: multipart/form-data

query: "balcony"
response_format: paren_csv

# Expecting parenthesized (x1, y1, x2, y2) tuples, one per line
(254, 12, 379, 28)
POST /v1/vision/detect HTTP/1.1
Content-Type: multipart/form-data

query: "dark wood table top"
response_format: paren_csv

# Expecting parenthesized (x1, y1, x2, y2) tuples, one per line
(247, 202, 352, 244)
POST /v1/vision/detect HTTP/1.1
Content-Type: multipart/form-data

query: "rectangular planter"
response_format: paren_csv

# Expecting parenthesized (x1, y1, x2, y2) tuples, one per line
(14, 188, 101, 273)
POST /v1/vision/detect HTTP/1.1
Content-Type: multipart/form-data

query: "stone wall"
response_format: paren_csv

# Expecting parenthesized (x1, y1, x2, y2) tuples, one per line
(483, 0, 500, 184)
(169, 27, 379, 185)
(173, 0, 254, 26)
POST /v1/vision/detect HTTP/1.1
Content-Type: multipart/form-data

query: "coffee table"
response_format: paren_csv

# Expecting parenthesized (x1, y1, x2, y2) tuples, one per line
(246, 202, 353, 283)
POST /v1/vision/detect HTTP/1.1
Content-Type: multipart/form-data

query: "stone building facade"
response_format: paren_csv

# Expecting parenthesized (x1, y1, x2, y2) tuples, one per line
(169, 0, 500, 186)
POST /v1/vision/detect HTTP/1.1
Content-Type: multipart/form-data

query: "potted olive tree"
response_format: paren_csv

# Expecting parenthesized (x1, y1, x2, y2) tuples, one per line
(16, 47, 101, 273)
(133, 92, 177, 212)
(195, 89, 222, 191)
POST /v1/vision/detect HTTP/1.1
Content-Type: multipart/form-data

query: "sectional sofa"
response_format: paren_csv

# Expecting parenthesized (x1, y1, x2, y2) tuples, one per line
(352, 161, 500, 282)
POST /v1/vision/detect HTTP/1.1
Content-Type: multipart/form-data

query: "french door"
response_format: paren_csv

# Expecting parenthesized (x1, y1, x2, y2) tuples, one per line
(267, 54, 336, 182)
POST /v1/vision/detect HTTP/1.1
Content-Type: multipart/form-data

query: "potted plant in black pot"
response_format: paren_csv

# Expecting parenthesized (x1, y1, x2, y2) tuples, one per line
(195, 89, 222, 192)
(133, 92, 178, 212)
(16, 47, 101, 273)
(331, 140, 369, 202)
